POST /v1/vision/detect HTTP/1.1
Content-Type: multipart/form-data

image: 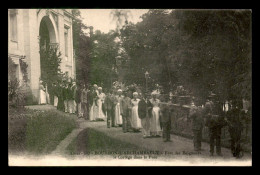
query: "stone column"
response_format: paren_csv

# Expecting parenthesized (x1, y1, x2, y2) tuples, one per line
(57, 10, 65, 73)
(23, 9, 41, 102)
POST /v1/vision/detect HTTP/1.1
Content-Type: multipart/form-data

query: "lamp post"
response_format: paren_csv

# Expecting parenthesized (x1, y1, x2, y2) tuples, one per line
(145, 71, 149, 118)
(145, 71, 149, 95)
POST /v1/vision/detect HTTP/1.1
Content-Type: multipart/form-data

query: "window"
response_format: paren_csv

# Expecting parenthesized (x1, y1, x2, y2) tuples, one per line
(64, 27, 69, 58)
(10, 10, 18, 42)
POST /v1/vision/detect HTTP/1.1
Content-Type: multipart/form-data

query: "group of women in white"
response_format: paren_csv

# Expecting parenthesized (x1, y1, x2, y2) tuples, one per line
(89, 85, 106, 121)
(88, 85, 162, 137)
(119, 90, 162, 137)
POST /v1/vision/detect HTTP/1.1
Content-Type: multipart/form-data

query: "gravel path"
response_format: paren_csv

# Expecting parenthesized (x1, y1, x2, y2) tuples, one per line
(20, 105, 252, 166)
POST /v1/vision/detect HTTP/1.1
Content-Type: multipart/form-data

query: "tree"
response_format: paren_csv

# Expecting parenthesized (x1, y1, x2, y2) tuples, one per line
(39, 45, 62, 102)
(72, 9, 92, 87)
(72, 9, 121, 90)
(110, 9, 133, 32)
(89, 30, 119, 90)
(120, 9, 251, 104)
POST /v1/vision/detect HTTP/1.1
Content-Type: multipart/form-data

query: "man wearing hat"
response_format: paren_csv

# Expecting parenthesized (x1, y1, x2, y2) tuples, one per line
(204, 92, 225, 156)
(138, 92, 153, 138)
(159, 103, 172, 142)
(81, 84, 88, 120)
(69, 81, 77, 114)
(104, 89, 115, 128)
(225, 99, 244, 158)
(188, 103, 204, 151)
(120, 90, 133, 132)
(64, 83, 69, 113)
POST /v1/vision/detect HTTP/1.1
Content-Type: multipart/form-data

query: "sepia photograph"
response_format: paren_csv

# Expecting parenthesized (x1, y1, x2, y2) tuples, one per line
(8, 9, 252, 166)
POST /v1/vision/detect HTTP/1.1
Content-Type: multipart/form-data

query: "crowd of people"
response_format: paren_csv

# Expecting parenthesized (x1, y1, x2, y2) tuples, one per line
(38, 81, 251, 158)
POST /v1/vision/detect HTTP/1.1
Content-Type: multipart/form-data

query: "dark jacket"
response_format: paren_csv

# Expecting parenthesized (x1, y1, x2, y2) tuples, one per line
(71, 85, 77, 100)
(189, 107, 204, 130)
(226, 108, 243, 132)
(88, 90, 98, 106)
(62, 87, 69, 100)
(74, 87, 81, 103)
(81, 89, 88, 103)
(104, 94, 114, 111)
(159, 104, 171, 123)
(204, 101, 225, 128)
(120, 96, 132, 116)
(138, 98, 152, 119)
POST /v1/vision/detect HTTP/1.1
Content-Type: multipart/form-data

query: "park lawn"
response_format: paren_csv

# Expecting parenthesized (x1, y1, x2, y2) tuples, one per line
(66, 128, 149, 155)
(8, 106, 77, 155)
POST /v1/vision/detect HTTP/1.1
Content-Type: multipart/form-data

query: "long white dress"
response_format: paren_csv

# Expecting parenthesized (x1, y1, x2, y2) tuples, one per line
(96, 92, 106, 120)
(39, 84, 46, 104)
(131, 98, 142, 129)
(89, 90, 99, 121)
(46, 85, 50, 104)
(115, 95, 123, 125)
(150, 98, 162, 136)
(54, 96, 58, 107)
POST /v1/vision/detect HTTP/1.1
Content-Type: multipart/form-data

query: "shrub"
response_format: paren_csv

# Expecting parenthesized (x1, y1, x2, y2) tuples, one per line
(8, 107, 77, 154)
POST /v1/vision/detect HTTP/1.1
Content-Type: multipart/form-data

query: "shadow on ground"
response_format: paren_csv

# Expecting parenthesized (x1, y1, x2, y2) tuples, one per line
(66, 128, 150, 155)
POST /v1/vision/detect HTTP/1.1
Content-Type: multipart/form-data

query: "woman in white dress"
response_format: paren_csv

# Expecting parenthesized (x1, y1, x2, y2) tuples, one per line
(114, 89, 123, 126)
(89, 84, 99, 121)
(38, 80, 46, 104)
(53, 83, 58, 107)
(96, 87, 106, 121)
(150, 91, 162, 137)
(45, 83, 50, 104)
(131, 92, 142, 132)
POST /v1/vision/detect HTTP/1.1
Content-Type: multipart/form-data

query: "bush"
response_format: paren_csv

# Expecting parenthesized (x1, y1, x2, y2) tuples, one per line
(8, 107, 77, 154)
(8, 56, 36, 107)
(25, 109, 77, 154)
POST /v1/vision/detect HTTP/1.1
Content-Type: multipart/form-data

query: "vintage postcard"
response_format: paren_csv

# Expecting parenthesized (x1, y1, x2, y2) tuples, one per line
(8, 9, 252, 166)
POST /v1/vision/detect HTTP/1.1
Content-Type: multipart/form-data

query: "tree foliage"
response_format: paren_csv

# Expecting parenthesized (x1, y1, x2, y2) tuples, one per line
(40, 45, 62, 99)
(72, 9, 120, 90)
(120, 9, 251, 103)
(89, 30, 119, 89)
(72, 9, 92, 87)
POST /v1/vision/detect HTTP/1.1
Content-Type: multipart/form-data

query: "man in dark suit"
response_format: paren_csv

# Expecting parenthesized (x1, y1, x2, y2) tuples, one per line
(104, 90, 115, 128)
(81, 84, 88, 120)
(159, 103, 172, 142)
(57, 82, 65, 111)
(204, 94, 225, 156)
(138, 93, 152, 138)
(189, 104, 204, 151)
(75, 83, 82, 118)
(225, 99, 244, 158)
(63, 83, 69, 113)
(120, 91, 132, 132)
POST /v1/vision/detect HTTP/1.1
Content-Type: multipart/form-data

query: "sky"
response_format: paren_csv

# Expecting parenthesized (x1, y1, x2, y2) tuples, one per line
(79, 9, 149, 34)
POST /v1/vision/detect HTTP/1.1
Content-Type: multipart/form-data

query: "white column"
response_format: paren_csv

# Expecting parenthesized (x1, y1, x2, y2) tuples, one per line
(69, 18, 75, 79)
(23, 9, 40, 100)
(57, 10, 65, 73)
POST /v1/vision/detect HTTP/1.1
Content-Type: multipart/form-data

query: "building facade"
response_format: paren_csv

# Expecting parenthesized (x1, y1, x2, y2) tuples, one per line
(8, 9, 76, 102)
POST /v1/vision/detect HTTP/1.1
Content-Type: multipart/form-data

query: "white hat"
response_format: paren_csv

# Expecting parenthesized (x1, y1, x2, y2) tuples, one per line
(151, 90, 159, 95)
(118, 89, 122, 92)
(133, 92, 138, 95)
(98, 87, 102, 90)
(93, 84, 98, 87)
